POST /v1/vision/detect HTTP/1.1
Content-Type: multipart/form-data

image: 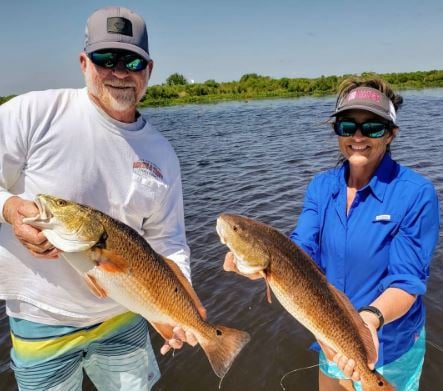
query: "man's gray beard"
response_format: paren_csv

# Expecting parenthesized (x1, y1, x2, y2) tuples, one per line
(106, 87, 137, 111)
(85, 73, 146, 112)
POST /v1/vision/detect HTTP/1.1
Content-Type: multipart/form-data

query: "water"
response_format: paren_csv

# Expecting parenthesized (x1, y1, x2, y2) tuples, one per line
(1, 90, 442, 390)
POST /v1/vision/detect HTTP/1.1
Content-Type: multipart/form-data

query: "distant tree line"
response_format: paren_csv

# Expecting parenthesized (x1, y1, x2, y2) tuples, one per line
(2, 70, 443, 107)
(0, 95, 15, 105)
(139, 69, 443, 107)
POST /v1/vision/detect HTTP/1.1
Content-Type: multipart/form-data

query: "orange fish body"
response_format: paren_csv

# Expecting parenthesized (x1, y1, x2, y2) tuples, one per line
(24, 195, 250, 379)
(217, 213, 395, 390)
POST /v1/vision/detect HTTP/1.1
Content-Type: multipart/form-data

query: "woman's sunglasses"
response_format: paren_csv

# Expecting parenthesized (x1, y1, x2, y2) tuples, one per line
(333, 120, 393, 138)
(88, 50, 149, 72)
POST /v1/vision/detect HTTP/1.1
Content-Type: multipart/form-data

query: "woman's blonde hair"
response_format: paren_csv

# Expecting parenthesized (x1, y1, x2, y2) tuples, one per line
(335, 77, 403, 115)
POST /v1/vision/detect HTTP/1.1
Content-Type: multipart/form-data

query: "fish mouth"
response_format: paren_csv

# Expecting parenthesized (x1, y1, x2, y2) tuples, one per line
(23, 195, 98, 252)
(216, 216, 264, 274)
(22, 195, 53, 227)
(216, 217, 226, 244)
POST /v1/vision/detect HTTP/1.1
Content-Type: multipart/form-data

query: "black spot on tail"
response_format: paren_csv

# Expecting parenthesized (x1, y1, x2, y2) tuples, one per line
(372, 369, 386, 387)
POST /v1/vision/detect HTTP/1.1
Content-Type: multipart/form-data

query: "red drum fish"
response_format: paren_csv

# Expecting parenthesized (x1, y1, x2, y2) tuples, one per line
(217, 213, 394, 390)
(23, 195, 250, 379)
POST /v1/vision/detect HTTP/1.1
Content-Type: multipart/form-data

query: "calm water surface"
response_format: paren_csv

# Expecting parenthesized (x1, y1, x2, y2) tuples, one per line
(1, 90, 442, 390)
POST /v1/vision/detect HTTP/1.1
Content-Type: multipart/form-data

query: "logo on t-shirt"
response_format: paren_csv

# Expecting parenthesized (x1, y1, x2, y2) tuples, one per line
(375, 214, 391, 221)
(133, 160, 163, 181)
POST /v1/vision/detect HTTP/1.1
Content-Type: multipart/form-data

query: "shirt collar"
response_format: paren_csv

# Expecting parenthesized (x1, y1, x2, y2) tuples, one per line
(367, 154, 397, 202)
(332, 154, 397, 202)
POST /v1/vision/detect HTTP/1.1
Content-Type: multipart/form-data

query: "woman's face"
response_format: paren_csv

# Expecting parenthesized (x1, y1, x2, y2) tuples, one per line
(336, 109, 397, 173)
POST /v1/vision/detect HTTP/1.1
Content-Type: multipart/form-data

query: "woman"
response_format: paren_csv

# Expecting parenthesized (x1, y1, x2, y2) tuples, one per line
(225, 78, 440, 390)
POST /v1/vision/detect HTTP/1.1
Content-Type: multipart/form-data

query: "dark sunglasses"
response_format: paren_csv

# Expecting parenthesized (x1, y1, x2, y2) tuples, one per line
(88, 50, 149, 72)
(333, 120, 392, 138)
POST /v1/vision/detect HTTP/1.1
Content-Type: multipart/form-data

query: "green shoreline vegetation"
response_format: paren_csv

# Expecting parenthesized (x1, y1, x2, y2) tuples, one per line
(2, 70, 443, 107)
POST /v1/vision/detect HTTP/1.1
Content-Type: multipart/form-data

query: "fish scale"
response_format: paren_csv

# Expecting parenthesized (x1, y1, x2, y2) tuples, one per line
(269, 258, 368, 367)
(87, 215, 204, 325)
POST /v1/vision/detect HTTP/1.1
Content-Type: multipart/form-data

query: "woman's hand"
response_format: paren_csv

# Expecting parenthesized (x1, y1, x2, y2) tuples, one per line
(222, 251, 262, 280)
(318, 313, 379, 381)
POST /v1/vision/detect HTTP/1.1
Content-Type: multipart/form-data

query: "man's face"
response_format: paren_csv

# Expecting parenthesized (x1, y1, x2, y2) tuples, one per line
(80, 51, 152, 115)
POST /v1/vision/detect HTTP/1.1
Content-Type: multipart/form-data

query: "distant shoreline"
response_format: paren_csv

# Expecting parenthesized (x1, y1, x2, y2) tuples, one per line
(2, 70, 443, 107)
(139, 70, 443, 107)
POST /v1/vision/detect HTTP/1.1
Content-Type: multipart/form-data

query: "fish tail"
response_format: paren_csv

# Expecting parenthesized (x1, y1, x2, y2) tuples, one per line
(197, 325, 250, 378)
(361, 370, 396, 390)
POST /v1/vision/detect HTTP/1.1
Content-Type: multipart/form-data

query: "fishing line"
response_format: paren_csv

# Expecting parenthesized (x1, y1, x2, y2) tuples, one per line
(279, 362, 321, 390)
(426, 340, 443, 352)
(279, 340, 443, 391)
(279, 359, 362, 391)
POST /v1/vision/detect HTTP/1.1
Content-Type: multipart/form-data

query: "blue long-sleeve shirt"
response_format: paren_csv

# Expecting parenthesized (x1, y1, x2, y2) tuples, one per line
(290, 153, 440, 366)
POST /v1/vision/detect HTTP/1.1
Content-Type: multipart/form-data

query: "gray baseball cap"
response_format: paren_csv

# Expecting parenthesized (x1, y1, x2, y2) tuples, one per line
(331, 86, 397, 125)
(84, 6, 151, 61)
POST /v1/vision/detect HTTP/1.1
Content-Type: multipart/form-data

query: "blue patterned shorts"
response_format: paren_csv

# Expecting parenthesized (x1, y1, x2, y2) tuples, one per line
(9, 312, 160, 391)
(319, 328, 425, 391)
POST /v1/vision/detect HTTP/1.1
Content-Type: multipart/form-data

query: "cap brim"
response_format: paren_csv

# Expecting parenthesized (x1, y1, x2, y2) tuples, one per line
(330, 105, 396, 125)
(85, 42, 151, 61)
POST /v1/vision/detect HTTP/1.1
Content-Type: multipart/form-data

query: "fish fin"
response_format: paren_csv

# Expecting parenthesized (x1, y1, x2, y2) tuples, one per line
(151, 322, 175, 340)
(328, 283, 377, 364)
(89, 248, 128, 273)
(259, 270, 272, 303)
(196, 325, 250, 378)
(61, 252, 95, 274)
(163, 257, 207, 320)
(83, 273, 107, 298)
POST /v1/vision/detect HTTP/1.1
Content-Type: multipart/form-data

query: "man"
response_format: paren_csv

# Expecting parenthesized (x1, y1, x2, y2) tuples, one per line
(0, 6, 195, 390)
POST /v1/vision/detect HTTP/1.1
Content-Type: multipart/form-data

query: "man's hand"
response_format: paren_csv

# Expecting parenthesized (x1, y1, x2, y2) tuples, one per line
(318, 315, 379, 382)
(160, 326, 199, 355)
(223, 252, 263, 280)
(3, 196, 59, 259)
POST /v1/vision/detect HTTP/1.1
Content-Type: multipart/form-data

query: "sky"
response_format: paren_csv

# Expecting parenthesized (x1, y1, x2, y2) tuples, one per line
(1, 0, 442, 95)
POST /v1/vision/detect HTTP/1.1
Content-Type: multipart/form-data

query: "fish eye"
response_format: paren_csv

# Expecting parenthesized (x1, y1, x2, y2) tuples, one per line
(233, 225, 238, 232)
(56, 200, 67, 206)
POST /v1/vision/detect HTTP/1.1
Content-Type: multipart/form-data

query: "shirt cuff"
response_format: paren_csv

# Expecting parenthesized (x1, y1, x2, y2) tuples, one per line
(164, 249, 191, 284)
(0, 191, 16, 224)
(378, 273, 426, 296)
(310, 341, 321, 352)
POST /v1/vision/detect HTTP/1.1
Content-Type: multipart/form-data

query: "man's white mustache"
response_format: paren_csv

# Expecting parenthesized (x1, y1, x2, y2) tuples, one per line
(104, 80, 136, 88)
